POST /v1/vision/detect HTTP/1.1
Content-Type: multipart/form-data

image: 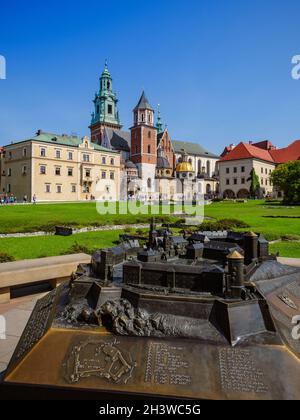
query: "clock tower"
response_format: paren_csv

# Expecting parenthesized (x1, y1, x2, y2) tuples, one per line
(90, 62, 122, 145)
(130, 91, 157, 184)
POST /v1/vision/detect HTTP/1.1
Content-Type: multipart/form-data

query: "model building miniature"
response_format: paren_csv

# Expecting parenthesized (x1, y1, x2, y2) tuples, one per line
(3, 219, 300, 399)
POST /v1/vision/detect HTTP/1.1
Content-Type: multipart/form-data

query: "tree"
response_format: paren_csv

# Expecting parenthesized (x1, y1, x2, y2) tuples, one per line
(270, 160, 300, 204)
(247, 169, 260, 198)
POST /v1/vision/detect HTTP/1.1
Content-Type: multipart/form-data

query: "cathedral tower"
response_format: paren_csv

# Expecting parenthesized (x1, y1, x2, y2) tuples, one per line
(90, 62, 122, 144)
(130, 91, 157, 184)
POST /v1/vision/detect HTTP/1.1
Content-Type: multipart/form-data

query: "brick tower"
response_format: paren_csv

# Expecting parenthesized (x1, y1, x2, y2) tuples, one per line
(130, 91, 157, 186)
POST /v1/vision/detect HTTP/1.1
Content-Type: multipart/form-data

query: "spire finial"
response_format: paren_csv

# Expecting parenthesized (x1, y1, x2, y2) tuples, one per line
(156, 103, 163, 134)
(105, 59, 108, 68)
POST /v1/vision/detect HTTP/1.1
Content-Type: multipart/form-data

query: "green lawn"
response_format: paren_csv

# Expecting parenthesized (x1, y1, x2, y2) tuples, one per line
(0, 230, 124, 260)
(0, 200, 299, 260)
(0, 202, 179, 234)
(269, 241, 300, 258)
(204, 200, 300, 241)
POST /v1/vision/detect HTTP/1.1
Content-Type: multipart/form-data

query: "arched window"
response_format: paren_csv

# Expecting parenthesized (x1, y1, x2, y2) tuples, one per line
(198, 160, 202, 173)
(206, 161, 211, 177)
(148, 145, 151, 154)
(141, 114, 144, 122)
(148, 131, 151, 138)
(107, 81, 110, 90)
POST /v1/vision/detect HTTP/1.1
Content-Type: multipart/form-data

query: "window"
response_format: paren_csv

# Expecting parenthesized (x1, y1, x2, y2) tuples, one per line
(148, 145, 151, 154)
(241, 166, 245, 173)
(71, 185, 76, 193)
(148, 131, 151, 139)
(110, 172, 114, 180)
(261, 178, 263, 185)
(141, 113, 144, 122)
(102, 171, 106, 179)
(85, 169, 91, 178)
(226, 179, 230, 185)
(108, 104, 113, 114)
(68, 152, 73, 160)
(45, 184, 51, 193)
(23, 148, 27, 157)
(148, 114, 151, 124)
(83, 154, 90, 162)
(40, 165, 46, 175)
(8, 168, 12, 177)
(68, 168, 73, 177)
(7, 184, 11, 193)
(56, 150, 61, 159)
(83, 185, 90, 193)
(261, 168, 263, 174)
(233, 167, 237, 173)
(234, 178, 237, 185)
(22, 166, 27, 175)
(226, 168, 230, 174)
(265, 168, 268, 174)
(241, 177, 245, 184)
(147, 178, 152, 188)
(55, 167, 61, 176)
(97, 105, 100, 114)
(40, 148, 46, 157)
(8, 152, 12, 159)
(110, 158, 114, 165)
(265, 179, 268, 185)
(56, 185, 62, 193)
(102, 156, 106, 164)
(107, 81, 110, 90)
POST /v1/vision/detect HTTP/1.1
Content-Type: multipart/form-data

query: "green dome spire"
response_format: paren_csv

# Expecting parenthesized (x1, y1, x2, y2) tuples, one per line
(90, 61, 122, 129)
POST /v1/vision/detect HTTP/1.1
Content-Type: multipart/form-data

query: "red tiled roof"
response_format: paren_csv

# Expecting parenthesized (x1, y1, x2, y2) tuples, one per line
(219, 142, 274, 162)
(219, 140, 300, 164)
(270, 140, 300, 163)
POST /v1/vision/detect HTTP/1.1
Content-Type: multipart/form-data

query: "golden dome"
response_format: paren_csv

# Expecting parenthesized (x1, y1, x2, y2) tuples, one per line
(175, 161, 194, 172)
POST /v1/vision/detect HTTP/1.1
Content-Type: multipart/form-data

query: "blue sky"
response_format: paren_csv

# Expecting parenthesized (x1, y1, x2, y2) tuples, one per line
(1, 0, 300, 154)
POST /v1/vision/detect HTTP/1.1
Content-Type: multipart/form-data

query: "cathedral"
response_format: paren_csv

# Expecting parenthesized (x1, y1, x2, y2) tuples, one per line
(90, 63, 219, 202)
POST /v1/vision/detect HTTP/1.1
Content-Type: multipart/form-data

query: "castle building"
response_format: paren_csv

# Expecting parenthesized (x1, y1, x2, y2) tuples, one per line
(219, 140, 300, 198)
(0, 131, 120, 202)
(90, 64, 220, 200)
(0, 64, 220, 203)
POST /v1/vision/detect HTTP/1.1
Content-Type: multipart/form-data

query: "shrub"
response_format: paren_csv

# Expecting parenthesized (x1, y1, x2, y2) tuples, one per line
(281, 234, 300, 242)
(63, 242, 94, 255)
(199, 218, 250, 231)
(123, 226, 133, 234)
(0, 252, 15, 263)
